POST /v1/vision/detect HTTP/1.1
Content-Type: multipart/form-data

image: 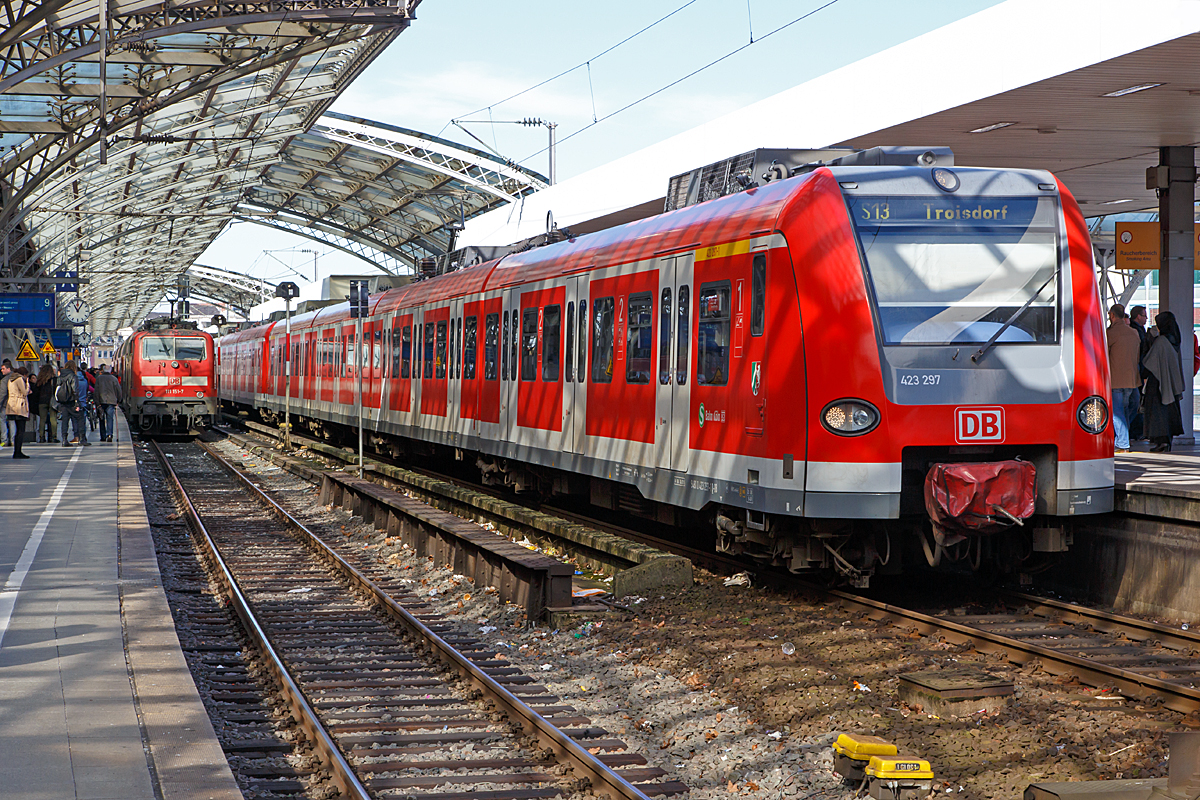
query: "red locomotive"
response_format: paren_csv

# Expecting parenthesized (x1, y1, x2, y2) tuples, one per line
(218, 147, 1112, 584)
(114, 321, 217, 436)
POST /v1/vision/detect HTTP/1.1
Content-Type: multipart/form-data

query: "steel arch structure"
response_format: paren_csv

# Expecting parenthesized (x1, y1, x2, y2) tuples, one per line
(1, 0, 420, 333)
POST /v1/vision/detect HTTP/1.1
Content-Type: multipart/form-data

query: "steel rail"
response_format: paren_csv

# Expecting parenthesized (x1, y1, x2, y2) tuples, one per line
(193, 440, 654, 800)
(1002, 590, 1200, 651)
(823, 586, 1200, 715)
(149, 440, 372, 800)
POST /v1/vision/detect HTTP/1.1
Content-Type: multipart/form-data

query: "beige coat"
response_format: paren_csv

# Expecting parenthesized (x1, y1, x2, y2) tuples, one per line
(5, 374, 29, 418)
(1107, 322, 1142, 389)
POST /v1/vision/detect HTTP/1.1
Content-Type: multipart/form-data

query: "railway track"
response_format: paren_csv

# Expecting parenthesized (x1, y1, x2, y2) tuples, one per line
(215, 418, 1200, 720)
(151, 440, 686, 800)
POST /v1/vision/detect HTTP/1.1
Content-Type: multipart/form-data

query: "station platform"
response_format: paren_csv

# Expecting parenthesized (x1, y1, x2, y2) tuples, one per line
(0, 415, 241, 800)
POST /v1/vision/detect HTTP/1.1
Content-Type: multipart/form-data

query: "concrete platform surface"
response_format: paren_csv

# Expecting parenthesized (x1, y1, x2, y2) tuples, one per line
(0, 416, 242, 800)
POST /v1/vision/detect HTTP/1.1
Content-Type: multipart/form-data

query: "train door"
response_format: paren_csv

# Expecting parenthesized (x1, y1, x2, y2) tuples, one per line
(499, 289, 516, 444)
(565, 277, 586, 454)
(449, 298, 465, 439)
(366, 317, 383, 411)
(741, 250, 769, 448)
(656, 254, 694, 471)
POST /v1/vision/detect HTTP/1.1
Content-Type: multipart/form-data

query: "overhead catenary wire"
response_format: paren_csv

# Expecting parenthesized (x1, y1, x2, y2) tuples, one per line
(453, 0, 703, 124)
(517, 0, 842, 165)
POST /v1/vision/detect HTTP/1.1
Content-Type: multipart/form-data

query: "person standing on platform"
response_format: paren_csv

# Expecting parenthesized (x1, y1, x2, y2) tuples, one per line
(5, 365, 30, 459)
(55, 361, 80, 446)
(1129, 305, 1150, 440)
(1107, 304, 1142, 453)
(1144, 311, 1186, 453)
(73, 360, 91, 445)
(33, 363, 57, 442)
(0, 359, 13, 448)
(95, 364, 120, 443)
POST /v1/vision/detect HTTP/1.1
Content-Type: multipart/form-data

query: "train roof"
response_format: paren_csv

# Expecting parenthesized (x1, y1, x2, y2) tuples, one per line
(220, 169, 821, 343)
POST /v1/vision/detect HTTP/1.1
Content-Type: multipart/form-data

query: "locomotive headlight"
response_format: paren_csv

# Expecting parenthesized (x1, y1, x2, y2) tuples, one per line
(1077, 396, 1109, 434)
(821, 399, 880, 436)
(145, 390, 153, 397)
(196, 391, 205, 398)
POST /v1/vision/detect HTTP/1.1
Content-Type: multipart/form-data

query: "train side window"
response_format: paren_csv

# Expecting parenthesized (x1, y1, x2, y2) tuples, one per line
(401, 325, 411, 379)
(510, 309, 519, 381)
(486, 313, 499, 380)
(659, 288, 672, 385)
(520, 308, 538, 381)
(423, 322, 435, 379)
(390, 323, 400, 377)
(591, 297, 614, 384)
(436, 320, 447, 379)
(676, 286, 690, 386)
(578, 299, 587, 383)
(449, 317, 456, 378)
(464, 316, 478, 380)
(457, 317, 463, 379)
(750, 253, 766, 336)
(543, 304, 561, 382)
(374, 328, 382, 370)
(627, 293, 652, 384)
(565, 303, 575, 382)
(697, 282, 730, 386)
(501, 313, 509, 381)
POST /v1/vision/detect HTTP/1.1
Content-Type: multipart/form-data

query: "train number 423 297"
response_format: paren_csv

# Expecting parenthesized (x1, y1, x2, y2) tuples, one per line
(899, 373, 941, 386)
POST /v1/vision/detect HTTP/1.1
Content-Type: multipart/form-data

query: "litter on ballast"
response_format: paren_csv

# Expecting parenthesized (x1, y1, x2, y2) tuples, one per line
(572, 588, 607, 598)
(853, 680, 871, 692)
(287, 587, 313, 594)
(724, 572, 752, 587)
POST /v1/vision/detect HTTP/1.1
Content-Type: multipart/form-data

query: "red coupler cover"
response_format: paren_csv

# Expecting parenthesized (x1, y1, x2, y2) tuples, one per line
(924, 460, 1036, 536)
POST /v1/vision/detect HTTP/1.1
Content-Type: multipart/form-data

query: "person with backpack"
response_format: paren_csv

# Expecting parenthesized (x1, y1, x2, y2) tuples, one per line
(55, 361, 88, 446)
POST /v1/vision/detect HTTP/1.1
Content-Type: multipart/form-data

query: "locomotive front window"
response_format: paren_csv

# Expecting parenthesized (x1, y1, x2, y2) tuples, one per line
(142, 336, 207, 361)
(851, 195, 1060, 346)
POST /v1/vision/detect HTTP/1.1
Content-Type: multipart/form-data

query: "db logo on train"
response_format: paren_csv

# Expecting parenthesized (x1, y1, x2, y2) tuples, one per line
(955, 407, 1005, 444)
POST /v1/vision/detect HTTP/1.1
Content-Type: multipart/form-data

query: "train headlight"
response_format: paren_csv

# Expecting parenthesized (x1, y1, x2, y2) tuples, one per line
(196, 391, 205, 397)
(1077, 396, 1109, 434)
(821, 399, 880, 436)
(145, 390, 153, 397)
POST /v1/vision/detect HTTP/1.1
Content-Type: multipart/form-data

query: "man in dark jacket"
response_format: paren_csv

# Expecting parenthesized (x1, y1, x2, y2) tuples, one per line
(95, 364, 121, 443)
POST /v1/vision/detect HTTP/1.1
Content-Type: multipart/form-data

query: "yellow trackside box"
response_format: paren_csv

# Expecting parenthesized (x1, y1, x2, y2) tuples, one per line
(832, 734, 897, 784)
(865, 755, 934, 800)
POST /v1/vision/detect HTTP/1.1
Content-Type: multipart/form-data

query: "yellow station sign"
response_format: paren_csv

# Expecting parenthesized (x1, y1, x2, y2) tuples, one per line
(1114, 221, 1200, 270)
(16, 339, 40, 361)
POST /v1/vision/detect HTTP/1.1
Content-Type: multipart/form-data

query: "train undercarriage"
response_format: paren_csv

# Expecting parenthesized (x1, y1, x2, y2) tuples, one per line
(241, 402, 1074, 587)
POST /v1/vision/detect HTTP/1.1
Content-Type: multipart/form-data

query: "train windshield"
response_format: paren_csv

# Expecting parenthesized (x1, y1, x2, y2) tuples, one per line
(142, 336, 208, 361)
(851, 195, 1059, 345)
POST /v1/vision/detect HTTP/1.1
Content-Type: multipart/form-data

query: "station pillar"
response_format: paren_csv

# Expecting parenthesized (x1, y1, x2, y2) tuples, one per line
(1156, 145, 1196, 443)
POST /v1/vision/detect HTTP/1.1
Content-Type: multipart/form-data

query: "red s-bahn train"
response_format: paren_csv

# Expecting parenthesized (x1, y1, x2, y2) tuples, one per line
(114, 322, 217, 436)
(218, 147, 1113, 585)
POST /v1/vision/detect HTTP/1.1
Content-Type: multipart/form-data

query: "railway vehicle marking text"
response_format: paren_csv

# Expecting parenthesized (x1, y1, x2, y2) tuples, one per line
(955, 407, 1005, 443)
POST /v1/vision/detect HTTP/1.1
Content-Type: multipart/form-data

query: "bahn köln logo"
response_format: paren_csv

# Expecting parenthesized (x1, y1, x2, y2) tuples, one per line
(955, 407, 1005, 443)
(698, 403, 706, 428)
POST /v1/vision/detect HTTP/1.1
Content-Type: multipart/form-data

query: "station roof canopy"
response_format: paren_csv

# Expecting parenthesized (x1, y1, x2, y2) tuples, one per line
(464, 0, 1200, 247)
(0, 0, 547, 335)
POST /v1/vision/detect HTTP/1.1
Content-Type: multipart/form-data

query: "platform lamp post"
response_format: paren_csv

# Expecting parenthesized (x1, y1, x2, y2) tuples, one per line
(275, 282, 299, 449)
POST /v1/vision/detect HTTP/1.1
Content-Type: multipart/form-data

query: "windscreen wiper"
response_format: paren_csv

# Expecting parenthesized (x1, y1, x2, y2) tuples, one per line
(970, 269, 1058, 363)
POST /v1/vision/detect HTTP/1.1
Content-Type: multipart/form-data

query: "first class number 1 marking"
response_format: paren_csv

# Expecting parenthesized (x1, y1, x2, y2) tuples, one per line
(899, 373, 941, 386)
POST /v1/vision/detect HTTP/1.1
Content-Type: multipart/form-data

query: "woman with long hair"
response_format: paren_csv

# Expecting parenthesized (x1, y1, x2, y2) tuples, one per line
(1143, 311, 1186, 452)
(34, 363, 57, 442)
(5, 366, 31, 458)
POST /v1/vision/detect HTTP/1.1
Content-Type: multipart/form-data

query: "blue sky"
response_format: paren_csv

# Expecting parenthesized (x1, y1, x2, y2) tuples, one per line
(202, 0, 1004, 303)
